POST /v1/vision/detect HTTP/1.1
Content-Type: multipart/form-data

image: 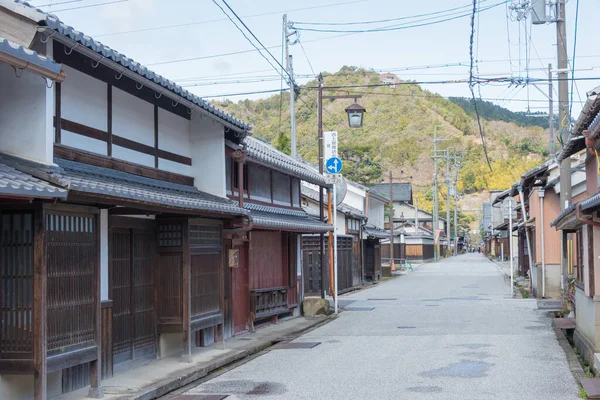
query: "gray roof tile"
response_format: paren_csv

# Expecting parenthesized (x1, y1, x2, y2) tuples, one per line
(301, 185, 365, 218)
(52, 158, 247, 216)
(372, 182, 412, 202)
(0, 156, 66, 199)
(11, 0, 250, 132)
(0, 36, 63, 77)
(244, 202, 331, 232)
(363, 225, 388, 239)
(244, 137, 327, 186)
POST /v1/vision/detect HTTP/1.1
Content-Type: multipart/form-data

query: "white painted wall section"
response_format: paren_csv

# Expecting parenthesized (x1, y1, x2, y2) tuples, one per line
(0, 63, 53, 163)
(189, 113, 226, 197)
(112, 145, 154, 168)
(112, 87, 154, 146)
(158, 108, 192, 176)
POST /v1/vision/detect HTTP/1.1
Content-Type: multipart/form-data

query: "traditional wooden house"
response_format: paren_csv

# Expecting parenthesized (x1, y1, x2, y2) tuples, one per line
(363, 189, 387, 281)
(551, 85, 600, 368)
(301, 179, 367, 295)
(223, 137, 331, 335)
(0, 1, 257, 398)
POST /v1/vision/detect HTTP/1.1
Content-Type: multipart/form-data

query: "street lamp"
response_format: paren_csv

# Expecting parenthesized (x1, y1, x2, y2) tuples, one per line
(345, 102, 367, 128)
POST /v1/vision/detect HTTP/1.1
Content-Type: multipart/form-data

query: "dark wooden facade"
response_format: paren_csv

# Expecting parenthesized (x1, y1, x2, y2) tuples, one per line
(302, 235, 359, 295)
(364, 239, 382, 281)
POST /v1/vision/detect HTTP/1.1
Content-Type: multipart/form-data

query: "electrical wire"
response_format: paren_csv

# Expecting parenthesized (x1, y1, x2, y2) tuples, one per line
(216, 0, 293, 83)
(36, 0, 82, 7)
(292, 0, 489, 26)
(201, 88, 290, 98)
(292, 1, 508, 34)
(50, 0, 129, 12)
(469, 0, 492, 171)
(93, 0, 366, 37)
(569, 0, 580, 118)
(298, 40, 317, 78)
(211, 0, 292, 84)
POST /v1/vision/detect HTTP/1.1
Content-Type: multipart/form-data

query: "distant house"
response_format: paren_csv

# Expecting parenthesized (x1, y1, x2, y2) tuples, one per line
(379, 73, 400, 88)
(372, 182, 413, 205)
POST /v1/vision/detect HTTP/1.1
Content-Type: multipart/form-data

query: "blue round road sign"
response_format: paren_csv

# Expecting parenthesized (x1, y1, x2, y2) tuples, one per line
(326, 157, 343, 174)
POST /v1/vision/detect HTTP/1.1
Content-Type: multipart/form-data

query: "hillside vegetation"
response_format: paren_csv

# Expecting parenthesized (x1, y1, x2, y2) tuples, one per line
(214, 67, 548, 204)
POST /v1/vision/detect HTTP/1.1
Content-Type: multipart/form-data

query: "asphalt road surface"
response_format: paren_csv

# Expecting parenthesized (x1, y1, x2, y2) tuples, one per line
(181, 253, 580, 399)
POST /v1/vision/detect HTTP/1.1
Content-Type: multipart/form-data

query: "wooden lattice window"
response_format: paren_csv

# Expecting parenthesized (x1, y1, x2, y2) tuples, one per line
(46, 211, 97, 354)
(0, 212, 34, 359)
(159, 223, 182, 247)
(189, 222, 222, 319)
(190, 224, 221, 250)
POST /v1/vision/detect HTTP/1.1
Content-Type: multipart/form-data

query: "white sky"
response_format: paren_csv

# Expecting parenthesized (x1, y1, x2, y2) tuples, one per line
(29, 0, 600, 117)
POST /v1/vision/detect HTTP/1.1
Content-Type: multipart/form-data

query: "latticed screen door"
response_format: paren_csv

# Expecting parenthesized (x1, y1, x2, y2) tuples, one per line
(112, 227, 156, 365)
(0, 212, 34, 359)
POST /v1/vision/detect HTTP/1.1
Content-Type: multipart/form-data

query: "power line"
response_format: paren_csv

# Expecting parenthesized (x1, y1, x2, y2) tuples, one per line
(298, 40, 316, 78)
(36, 0, 82, 7)
(93, 0, 366, 37)
(469, 0, 492, 171)
(292, 1, 508, 34)
(211, 0, 291, 84)
(292, 0, 488, 26)
(201, 88, 290, 98)
(50, 0, 129, 12)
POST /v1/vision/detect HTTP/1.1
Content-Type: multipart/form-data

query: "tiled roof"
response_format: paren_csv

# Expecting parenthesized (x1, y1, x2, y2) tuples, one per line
(0, 156, 66, 199)
(372, 182, 412, 203)
(52, 158, 247, 216)
(301, 185, 365, 218)
(0, 36, 63, 78)
(550, 202, 579, 229)
(9, 0, 250, 132)
(244, 137, 327, 186)
(244, 202, 332, 233)
(558, 86, 600, 161)
(581, 193, 600, 213)
(363, 225, 388, 239)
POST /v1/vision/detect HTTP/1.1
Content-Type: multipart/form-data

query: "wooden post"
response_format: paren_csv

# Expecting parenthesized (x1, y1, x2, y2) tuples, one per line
(33, 207, 47, 400)
(89, 213, 103, 398)
(182, 220, 192, 363)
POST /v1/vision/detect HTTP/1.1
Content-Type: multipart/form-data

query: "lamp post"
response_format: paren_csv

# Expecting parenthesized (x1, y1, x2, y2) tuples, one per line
(317, 74, 366, 308)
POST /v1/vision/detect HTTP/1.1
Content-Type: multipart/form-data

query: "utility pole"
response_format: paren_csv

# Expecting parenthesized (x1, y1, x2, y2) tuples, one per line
(318, 75, 326, 298)
(445, 149, 451, 257)
(389, 170, 395, 269)
(555, 0, 571, 291)
(452, 156, 460, 256)
(433, 126, 440, 261)
(283, 14, 297, 158)
(549, 63, 555, 157)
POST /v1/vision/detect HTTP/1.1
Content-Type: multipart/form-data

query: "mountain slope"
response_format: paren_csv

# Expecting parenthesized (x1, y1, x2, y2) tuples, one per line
(214, 67, 548, 197)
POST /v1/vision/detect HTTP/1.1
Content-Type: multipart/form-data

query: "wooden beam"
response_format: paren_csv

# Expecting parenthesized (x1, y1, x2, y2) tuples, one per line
(33, 208, 47, 400)
(54, 144, 194, 186)
(46, 346, 98, 373)
(55, 83, 61, 144)
(107, 84, 112, 157)
(88, 212, 103, 398)
(154, 105, 159, 169)
(182, 219, 192, 363)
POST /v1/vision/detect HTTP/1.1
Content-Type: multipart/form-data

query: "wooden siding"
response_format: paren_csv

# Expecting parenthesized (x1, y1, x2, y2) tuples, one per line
(100, 302, 113, 379)
(157, 221, 184, 325)
(0, 212, 34, 359)
(249, 231, 285, 290)
(302, 235, 357, 295)
(190, 253, 221, 318)
(45, 211, 97, 355)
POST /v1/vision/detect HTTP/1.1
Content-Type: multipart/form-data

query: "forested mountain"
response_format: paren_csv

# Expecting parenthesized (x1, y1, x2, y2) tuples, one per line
(448, 97, 549, 128)
(214, 67, 548, 205)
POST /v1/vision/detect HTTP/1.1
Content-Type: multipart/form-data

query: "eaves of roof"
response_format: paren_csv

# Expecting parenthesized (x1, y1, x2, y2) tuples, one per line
(301, 185, 365, 218)
(0, 36, 64, 79)
(363, 225, 388, 239)
(8, 0, 250, 132)
(243, 137, 327, 186)
(245, 203, 332, 233)
(0, 154, 67, 199)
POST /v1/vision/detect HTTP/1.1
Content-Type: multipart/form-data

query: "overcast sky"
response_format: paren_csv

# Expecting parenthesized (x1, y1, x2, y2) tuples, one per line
(29, 0, 600, 117)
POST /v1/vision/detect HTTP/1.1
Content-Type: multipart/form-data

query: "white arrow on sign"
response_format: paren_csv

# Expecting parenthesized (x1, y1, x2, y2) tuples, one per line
(328, 159, 339, 173)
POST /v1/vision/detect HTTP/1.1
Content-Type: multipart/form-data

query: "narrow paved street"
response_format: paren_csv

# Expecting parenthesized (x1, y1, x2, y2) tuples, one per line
(180, 254, 579, 399)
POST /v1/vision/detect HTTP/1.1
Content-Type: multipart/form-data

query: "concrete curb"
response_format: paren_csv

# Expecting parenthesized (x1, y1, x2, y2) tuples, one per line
(552, 320, 587, 390)
(116, 316, 334, 400)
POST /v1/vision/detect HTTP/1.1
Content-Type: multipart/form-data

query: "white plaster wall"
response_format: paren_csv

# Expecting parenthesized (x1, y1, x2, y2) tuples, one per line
(100, 210, 109, 301)
(576, 287, 597, 350)
(112, 87, 154, 146)
(112, 145, 154, 168)
(368, 197, 385, 229)
(343, 185, 365, 213)
(0, 62, 53, 163)
(61, 66, 107, 131)
(335, 210, 346, 235)
(158, 108, 192, 176)
(189, 113, 226, 197)
(0, 371, 61, 399)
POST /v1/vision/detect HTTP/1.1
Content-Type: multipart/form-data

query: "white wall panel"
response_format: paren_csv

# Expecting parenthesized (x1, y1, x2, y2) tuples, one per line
(112, 145, 154, 167)
(61, 65, 107, 132)
(189, 114, 226, 197)
(112, 87, 154, 146)
(158, 108, 190, 157)
(0, 63, 52, 163)
(61, 130, 107, 156)
(158, 158, 192, 177)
